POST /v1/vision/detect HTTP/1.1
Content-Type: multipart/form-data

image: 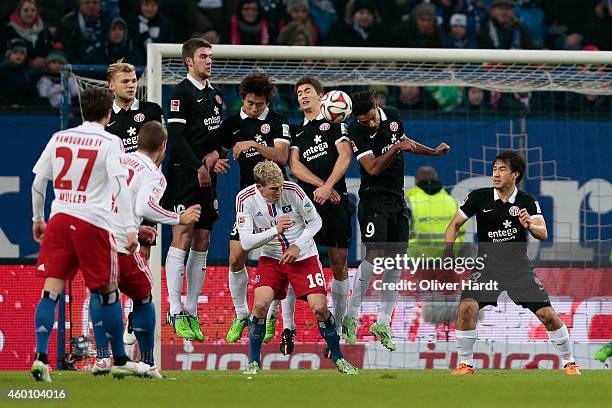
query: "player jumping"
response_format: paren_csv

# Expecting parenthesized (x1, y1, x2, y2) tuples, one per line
(236, 161, 358, 375)
(445, 150, 581, 375)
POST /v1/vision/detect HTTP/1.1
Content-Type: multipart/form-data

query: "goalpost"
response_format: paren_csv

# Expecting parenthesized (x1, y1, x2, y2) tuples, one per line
(145, 44, 612, 369)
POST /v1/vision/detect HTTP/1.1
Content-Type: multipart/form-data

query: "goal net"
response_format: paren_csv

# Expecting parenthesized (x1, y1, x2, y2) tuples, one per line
(53, 45, 612, 372)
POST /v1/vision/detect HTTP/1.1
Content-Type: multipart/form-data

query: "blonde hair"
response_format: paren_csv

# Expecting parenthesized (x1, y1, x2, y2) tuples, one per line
(253, 160, 284, 186)
(107, 59, 135, 82)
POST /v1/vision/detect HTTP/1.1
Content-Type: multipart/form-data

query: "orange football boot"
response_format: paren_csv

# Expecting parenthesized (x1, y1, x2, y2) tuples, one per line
(564, 362, 581, 376)
(451, 363, 476, 375)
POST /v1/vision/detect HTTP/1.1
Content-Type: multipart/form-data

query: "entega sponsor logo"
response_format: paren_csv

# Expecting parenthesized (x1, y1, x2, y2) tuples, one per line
(203, 115, 222, 129)
(303, 138, 329, 162)
(488, 227, 518, 241)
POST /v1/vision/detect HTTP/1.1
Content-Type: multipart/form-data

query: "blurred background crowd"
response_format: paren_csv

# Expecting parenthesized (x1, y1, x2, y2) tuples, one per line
(0, 0, 610, 113)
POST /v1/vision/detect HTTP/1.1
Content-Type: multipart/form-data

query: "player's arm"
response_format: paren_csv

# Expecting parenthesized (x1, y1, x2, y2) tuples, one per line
(445, 192, 476, 256)
(236, 200, 291, 251)
(107, 148, 139, 252)
(31, 141, 54, 243)
(357, 143, 403, 176)
(280, 189, 322, 264)
(519, 197, 547, 240)
(234, 140, 290, 164)
(404, 136, 450, 156)
(135, 176, 200, 225)
(288, 148, 326, 188)
(313, 140, 352, 205)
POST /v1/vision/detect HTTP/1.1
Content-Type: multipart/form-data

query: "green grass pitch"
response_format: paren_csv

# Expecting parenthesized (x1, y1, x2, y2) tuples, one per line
(1, 370, 610, 408)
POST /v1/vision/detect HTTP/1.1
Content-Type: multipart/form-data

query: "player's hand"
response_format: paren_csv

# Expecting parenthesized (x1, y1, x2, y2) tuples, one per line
(434, 143, 451, 155)
(213, 158, 229, 174)
(519, 208, 532, 229)
(280, 245, 301, 264)
(180, 204, 201, 224)
(233, 141, 255, 160)
(202, 150, 220, 171)
(313, 184, 332, 205)
(330, 189, 341, 205)
(398, 138, 417, 152)
(138, 225, 157, 244)
(275, 215, 293, 234)
(125, 232, 139, 254)
(197, 165, 212, 187)
(32, 220, 46, 244)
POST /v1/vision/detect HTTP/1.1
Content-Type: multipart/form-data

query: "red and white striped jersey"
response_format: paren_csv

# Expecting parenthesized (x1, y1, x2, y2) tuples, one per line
(235, 181, 321, 261)
(32, 122, 128, 232)
(111, 151, 179, 253)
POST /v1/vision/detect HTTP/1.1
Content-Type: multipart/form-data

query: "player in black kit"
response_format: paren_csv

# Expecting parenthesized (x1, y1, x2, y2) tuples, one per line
(162, 38, 227, 341)
(343, 91, 450, 351)
(445, 150, 580, 376)
(289, 77, 353, 358)
(106, 60, 163, 259)
(222, 73, 291, 343)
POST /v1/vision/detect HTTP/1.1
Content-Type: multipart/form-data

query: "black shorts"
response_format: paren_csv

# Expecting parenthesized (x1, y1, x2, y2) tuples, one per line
(313, 198, 353, 249)
(460, 265, 552, 314)
(138, 219, 157, 247)
(358, 194, 409, 243)
(162, 163, 219, 231)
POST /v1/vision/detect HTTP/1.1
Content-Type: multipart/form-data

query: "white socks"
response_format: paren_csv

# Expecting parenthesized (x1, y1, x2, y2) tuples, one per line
(346, 260, 374, 319)
(185, 249, 207, 316)
(228, 267, 249, 319)
(165, 246, 186, 316)
(377, 269, 400, 326)
(331, 278, 349, 333)
(455, 329, 477, 366)
(547, 324, 574, 366)
(282, 285, 296, 330)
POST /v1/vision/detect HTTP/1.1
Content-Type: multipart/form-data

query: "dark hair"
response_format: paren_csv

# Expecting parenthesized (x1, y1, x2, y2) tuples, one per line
(80, 88, 113, 122)
(351, 91, 376, 116)
(239, 72, 277, 102)
(138, 121, 167, 152)
(294, 76, 323, 95)
(182, 37, 211, 67)
(493, 150, 526, 183)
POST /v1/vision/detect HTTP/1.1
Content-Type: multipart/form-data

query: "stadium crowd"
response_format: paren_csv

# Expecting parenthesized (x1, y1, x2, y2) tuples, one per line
(0, 0, 610, 111)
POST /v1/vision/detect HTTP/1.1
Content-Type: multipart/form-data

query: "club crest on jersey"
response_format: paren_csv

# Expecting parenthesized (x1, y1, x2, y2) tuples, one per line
(261, 123, 271, 134)
(390, 121, 399, 132)
(319, 123, 330, 131)
(170, 99, 180, 111)
(509, 206, 520, 216)
(134, 113, 145, 123)
(351, 140, 358, 152)
(282, 205, 292, 213)
(238, 215, 246, 227)
(215, 95, 222, 105)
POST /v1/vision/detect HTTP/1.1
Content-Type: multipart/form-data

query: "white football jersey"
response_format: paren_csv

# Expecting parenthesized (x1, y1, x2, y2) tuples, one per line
(111, 151, 179, 253)
(236, 181, 320, 261)
(32, 121, 127, 231)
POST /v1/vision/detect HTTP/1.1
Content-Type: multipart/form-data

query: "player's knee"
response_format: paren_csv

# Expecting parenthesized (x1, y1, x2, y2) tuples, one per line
(229, 252, 246, 271)
(252, 300, 270, 317)
(93, 289, 121, 305)
(536, 308, 559, 329)
(310, 302, 329, 321)
(457, 301, 478, 320)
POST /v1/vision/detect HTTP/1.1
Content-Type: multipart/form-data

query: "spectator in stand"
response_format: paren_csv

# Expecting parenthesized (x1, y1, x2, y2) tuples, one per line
(35, 1, 72, 37)
(586, 1, 612, 51)
(434, 0, 462, 32)
(326, 0, 388, 47)
(308, 0, 337, 39)
(445, 13, 476, 48)
(4, 0, 52, 70)
(460, 0, 486, 44)
(0, 38, 38, 106)
(394, 2, 443, 48)
(477, 0, 536, 49)
(463, 86, 491, 112)
(542, 0, 589, 50)
(37, 45, 78, 108)
(277, 20, 313, 45)
(201, 26, 221, 44)
(228, 0, 271, 45)
(128, 0, 174, 63)
(396, 86, 439, 111)
(57, 0, 111, 63)
(514, 0, 545, 49)
(278, 0, 319, 45)
(196, 0, 225, 30)
(257, 0, 284, 38)
(158, 0, 210, 43)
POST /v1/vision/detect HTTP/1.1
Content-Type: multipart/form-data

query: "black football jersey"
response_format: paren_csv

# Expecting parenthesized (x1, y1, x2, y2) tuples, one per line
(460, 187, 544, 266)
(348, 107, 405, 198)
(289, 113, 349, 197)
(166, 74, 223, 170)
(106, 99, 163, 153)
(221, 108, 290, 189)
